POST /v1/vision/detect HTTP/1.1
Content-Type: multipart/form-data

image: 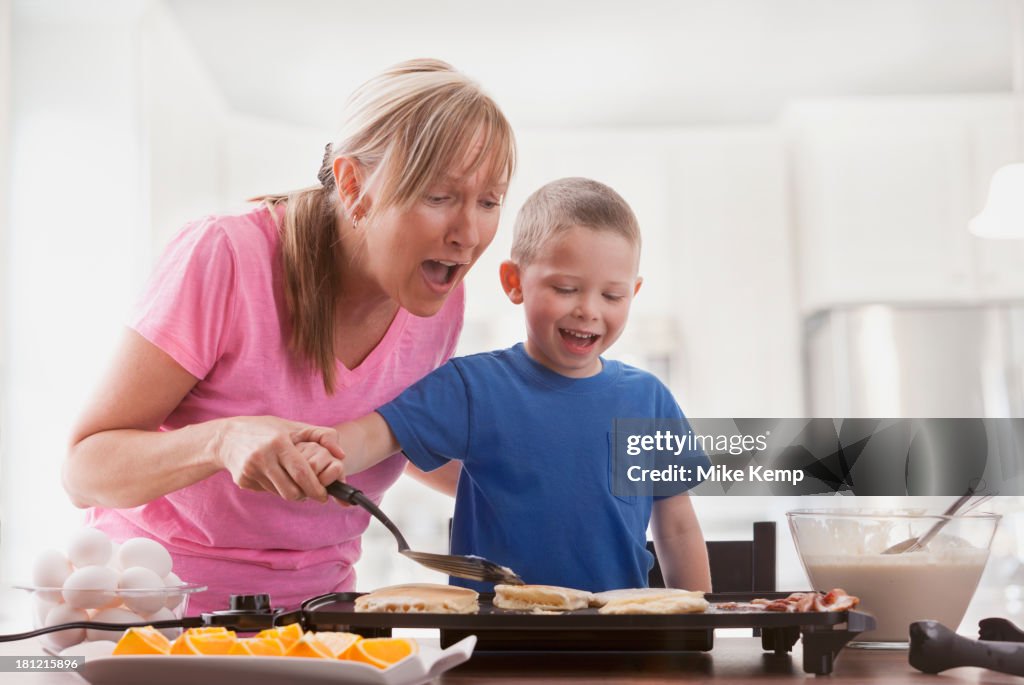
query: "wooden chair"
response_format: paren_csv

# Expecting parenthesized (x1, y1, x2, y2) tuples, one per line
(647, 521, 777, 593)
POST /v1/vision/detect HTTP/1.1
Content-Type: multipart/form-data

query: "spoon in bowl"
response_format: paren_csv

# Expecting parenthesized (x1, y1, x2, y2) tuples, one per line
(881, 491, 995, 555)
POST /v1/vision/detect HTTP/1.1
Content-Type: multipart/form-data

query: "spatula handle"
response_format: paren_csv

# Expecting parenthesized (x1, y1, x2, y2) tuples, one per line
(326, 480, 363, 505)
(326, 481, 411, 553)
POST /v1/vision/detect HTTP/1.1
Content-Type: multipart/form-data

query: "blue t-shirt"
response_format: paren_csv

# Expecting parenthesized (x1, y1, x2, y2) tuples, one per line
(378, 343, 695, 593)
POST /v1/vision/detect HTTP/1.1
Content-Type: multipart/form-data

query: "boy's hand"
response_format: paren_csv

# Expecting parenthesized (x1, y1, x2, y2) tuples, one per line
(296, 441, 349, 506)
(213, 416, 344, 503)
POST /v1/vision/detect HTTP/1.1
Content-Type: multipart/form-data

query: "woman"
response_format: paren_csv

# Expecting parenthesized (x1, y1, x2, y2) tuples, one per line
(62, 59, 515, 614)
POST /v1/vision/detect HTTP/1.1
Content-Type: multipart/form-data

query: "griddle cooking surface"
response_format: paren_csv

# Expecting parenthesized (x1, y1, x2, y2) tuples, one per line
(302, 591, 861, 631)
(300, 590, 874, 675)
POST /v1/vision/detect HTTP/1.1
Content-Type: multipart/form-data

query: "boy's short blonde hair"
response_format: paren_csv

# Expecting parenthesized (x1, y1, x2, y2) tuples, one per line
(511, 177, 641, 266)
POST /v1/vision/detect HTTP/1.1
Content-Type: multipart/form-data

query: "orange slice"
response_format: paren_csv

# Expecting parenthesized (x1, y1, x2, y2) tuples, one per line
(169, 627, 238, 655)
(256, 623, 303, 651)
(228, 637, 286, 656)
(113, 626, 172, 655)
(315, 632, 362, 659)
(283, 631, 361, 659)
(169, 635, 200, 655)
(187, 627, 234, 636)
(284, 632, 334, 659)
(346, 637, 418, 669)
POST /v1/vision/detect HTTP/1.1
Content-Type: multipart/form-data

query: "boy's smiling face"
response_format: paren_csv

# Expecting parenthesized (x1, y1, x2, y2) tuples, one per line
(501, 224, 642, 378)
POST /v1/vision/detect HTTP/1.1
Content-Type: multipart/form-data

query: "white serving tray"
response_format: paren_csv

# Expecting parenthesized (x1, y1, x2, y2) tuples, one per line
(61, 636, 476, 685)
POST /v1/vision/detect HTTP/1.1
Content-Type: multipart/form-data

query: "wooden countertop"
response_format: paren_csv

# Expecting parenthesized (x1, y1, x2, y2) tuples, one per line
(0, 636, 1019, 684)
(439, 638, 1020, 683)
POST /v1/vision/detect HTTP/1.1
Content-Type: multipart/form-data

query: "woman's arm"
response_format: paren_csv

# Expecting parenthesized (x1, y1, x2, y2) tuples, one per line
(650, 494, 712, 592)
(64, 329, 344, 508)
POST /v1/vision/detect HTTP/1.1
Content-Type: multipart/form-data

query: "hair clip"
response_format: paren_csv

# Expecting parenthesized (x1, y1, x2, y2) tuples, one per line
(317, 143, 334, 188)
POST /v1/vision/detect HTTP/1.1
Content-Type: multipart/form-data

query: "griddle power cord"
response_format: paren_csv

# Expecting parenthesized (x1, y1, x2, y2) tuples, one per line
(0, 594, 304, 643)
(0, 619, 202, 643)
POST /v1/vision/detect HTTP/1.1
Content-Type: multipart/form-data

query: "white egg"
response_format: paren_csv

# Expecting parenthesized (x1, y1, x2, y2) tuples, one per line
(67, 528, 112, 568)
(62, 566, 119, 609)
(32, 594, 59, 628)
(117, 538, 172, 578)
(86, 607, 143, 642)
(163, 571, 185, 610)
(141, 607, 178, 640)
(42, 604, 88, 651)
(99, 593, 125, 610)
(106, 541, 123, 571)
(118, 566, 166, 614)
(32, 549, 73, 601)
(59, 640, 117, 659)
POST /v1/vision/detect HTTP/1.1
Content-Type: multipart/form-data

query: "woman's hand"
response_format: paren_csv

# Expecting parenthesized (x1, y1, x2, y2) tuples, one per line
(213, 416, 346, 503)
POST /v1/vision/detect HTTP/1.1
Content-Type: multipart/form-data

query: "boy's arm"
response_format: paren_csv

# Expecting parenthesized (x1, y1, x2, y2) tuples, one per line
(651, 494, 712, 593)
(339, 360, 469, 483)
(405, 461, 461, 496)
(334, 412, 402, 476)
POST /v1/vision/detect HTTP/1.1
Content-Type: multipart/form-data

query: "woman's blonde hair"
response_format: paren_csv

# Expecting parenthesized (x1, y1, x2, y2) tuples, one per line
(511, 177, 641, 267)
(255, 59, 516, 394)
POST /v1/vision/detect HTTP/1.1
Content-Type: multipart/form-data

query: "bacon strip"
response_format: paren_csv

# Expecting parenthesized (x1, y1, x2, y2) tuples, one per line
(761, 588, 859, 612)
(718, 588, 859, 613)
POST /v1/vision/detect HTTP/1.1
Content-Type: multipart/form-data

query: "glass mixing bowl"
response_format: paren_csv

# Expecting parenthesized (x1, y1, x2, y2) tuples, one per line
(787, 508, 1000, 649)
(14, 583, 206, 653)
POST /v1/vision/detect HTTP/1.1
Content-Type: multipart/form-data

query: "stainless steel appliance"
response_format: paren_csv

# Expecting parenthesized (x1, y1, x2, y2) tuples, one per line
(805, 304, 1024, 418)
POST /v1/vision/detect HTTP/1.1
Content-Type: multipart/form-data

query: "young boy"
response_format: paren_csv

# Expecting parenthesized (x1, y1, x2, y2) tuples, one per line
(338, 177, 712, 593)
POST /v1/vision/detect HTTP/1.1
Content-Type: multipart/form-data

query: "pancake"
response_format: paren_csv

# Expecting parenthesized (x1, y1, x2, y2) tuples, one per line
(354, 583, 479, 614)
(593, 588, 708, 615)
(493, 584, 594, 611)
(590, 587, 704, 606)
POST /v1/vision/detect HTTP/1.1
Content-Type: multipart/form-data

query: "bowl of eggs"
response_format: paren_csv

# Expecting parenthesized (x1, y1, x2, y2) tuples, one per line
(16, 527, 205, 653)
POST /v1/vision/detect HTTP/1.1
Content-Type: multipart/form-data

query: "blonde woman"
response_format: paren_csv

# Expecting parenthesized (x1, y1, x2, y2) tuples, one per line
(62, 59, 515, 614)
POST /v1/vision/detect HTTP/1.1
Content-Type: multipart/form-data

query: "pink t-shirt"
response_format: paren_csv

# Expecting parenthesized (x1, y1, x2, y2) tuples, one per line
(86, 203, 464, 614)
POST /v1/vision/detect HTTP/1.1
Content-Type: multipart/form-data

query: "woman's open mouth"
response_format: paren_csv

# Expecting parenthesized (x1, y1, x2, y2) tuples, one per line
(559, 328, 600, 353)
(421, 259, 466, 293)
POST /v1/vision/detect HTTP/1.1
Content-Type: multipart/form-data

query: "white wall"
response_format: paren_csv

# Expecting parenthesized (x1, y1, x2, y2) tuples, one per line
(785, 96, 1024, 312)
(669, 129, 802, 417)
(3, 1, 151, 593)
(223, 115, 326, 203)
(0, 0, 9, 355)
(0, 0, 11, 595)
(140, 1, 228, 253)
(0, 0, 231, 597)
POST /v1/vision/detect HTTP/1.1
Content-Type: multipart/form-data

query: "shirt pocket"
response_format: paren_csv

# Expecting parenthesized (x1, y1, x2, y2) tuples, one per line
(608, 432, 638, 505)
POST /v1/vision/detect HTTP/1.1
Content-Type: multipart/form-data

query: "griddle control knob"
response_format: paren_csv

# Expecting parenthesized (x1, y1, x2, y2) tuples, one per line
(229, 594, 272, 613)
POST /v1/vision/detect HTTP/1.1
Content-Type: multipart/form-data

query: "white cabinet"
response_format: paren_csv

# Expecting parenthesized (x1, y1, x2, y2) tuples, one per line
(785, 96, 1022, 312)
(665, 130, 802, 418)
